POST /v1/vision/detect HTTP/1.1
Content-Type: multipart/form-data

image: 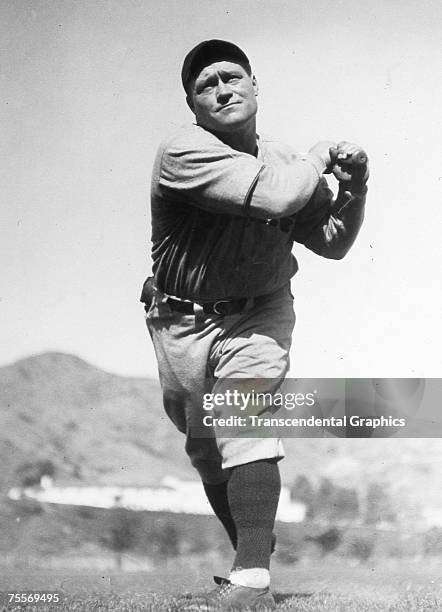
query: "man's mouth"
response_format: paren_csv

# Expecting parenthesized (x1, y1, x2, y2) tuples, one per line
(217, 102, 239, 111)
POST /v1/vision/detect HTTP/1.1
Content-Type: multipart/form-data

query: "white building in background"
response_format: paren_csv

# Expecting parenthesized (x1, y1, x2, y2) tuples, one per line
(8, 475, 306, 523)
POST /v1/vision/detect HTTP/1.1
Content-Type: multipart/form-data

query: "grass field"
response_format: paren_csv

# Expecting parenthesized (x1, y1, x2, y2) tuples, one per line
(1, 557, 441, 611)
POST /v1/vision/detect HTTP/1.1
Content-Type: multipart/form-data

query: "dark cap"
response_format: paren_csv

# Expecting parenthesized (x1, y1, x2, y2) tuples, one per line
(181, 39, 250, 93)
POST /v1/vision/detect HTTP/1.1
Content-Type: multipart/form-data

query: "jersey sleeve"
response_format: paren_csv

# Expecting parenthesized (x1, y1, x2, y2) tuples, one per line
(158, 129, 265, 216)
(293, 178, 366, 259)
(157, 127, 325, 218)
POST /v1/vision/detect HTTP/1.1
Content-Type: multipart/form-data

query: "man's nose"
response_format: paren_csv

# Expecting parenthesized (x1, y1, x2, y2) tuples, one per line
(216, 81, 232, 102)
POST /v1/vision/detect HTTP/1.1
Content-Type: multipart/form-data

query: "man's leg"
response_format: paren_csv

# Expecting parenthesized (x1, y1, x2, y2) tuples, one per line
(210, 283, 295, 589)
(145, 290, 238, 518)
(146, 284, 292, 601)
(178, 459, 282, 609)
(227, 459, 281, 587)
(203, 480, 237, 549)
(203, 478, 278, 553)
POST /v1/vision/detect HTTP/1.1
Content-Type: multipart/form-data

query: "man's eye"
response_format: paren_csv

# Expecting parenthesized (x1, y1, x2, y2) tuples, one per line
(197, 84, 213, 94)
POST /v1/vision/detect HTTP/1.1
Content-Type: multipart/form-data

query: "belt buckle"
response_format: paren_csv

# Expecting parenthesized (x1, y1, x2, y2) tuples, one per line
(213, 299, 231, 315)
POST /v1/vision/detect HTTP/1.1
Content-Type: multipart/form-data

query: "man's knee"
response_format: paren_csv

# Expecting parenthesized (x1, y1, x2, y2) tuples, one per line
(162, 389, 188, 434)
(185, 439, 229, 484)
(190, 457, 229, 484)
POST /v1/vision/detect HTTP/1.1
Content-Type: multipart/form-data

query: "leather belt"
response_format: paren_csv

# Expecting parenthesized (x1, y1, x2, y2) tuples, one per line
(166, 296, 248, 316)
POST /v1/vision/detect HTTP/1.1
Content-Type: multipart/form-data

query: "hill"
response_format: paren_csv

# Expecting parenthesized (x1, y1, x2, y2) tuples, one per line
(1, 352, 441, 527)
(0, 352, 193, 491)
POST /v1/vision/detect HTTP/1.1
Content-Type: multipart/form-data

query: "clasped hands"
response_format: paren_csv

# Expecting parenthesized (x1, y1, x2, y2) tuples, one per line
(310, 140, 369, 195)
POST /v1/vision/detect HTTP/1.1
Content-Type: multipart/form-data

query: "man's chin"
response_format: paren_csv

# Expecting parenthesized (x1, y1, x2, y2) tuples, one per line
(201, 117, 253, 134)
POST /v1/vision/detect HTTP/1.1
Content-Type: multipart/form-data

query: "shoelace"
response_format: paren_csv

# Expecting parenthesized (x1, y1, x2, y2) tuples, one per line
(218, 581, 236, 598)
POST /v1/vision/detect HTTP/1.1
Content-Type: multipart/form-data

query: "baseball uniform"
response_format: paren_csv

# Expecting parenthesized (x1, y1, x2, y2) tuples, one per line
(141, 39, 368, 606)
(143, 124, 365, 482)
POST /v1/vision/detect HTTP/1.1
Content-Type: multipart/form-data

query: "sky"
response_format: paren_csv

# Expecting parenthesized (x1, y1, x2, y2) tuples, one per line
(1, 0, 441, 379)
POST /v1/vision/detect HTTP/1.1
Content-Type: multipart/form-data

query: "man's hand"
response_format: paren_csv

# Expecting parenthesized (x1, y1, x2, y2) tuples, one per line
(329, 141, 369, 195)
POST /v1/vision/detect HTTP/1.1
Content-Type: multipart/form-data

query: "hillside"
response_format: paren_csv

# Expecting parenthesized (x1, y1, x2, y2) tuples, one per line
(0, 352, 194, 491)
(1, 352, 441, 526)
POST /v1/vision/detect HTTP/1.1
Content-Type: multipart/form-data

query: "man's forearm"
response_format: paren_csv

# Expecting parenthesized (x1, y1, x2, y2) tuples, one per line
(302, 183, 367, 260)
(247, 153, 328, 219)
(320, 184, 366, 259)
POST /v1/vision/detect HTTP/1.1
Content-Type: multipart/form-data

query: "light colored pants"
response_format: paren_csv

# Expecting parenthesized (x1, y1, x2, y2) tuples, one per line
(145, 283, 295, 484)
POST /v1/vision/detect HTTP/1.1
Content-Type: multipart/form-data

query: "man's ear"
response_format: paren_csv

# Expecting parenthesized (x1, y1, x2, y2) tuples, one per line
(252, 75, 259, 96)
(186, 94, 195, 113)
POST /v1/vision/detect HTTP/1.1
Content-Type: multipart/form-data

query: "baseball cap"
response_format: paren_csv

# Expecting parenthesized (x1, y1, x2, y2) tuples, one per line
(181, 39, 251, 92)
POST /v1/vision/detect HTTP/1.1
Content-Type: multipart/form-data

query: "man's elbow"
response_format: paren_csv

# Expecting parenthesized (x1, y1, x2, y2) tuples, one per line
(321, 232, 360, 260)
(320, 245, 351, 260)
(327, 250, 348, 260)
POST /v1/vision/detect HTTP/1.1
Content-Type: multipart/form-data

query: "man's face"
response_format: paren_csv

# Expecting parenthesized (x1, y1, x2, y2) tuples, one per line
(187, 61, 258, 133)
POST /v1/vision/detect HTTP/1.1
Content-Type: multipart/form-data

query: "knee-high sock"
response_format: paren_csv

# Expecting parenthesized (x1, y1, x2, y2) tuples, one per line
(203, 480, 237, 549)
(227, 459, 281, 570)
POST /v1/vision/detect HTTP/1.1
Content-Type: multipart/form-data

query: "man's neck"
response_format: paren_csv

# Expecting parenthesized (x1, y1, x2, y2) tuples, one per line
(205, 118, 258, 156)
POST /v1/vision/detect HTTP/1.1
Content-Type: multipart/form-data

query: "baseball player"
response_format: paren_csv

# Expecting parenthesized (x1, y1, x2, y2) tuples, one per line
(141, 39, 369, 610)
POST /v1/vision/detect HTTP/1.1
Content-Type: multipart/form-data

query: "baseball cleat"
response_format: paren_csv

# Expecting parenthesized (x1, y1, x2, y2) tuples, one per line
(176, 576, 276, 610)
(179, 575, 230, 602)
(179, 533, 277, 603)
(180, 533, 277, 602)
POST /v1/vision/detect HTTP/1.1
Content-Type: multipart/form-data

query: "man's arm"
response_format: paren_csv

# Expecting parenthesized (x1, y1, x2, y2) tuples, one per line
(292, 179, 367, 260)
(293, 141, 369, 259)
(158, 128, 334, 219)
(246, 151, 328, 219)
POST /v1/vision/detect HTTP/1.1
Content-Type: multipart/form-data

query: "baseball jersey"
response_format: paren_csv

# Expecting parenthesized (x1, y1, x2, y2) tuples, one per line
(150, 124, 365, 301)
